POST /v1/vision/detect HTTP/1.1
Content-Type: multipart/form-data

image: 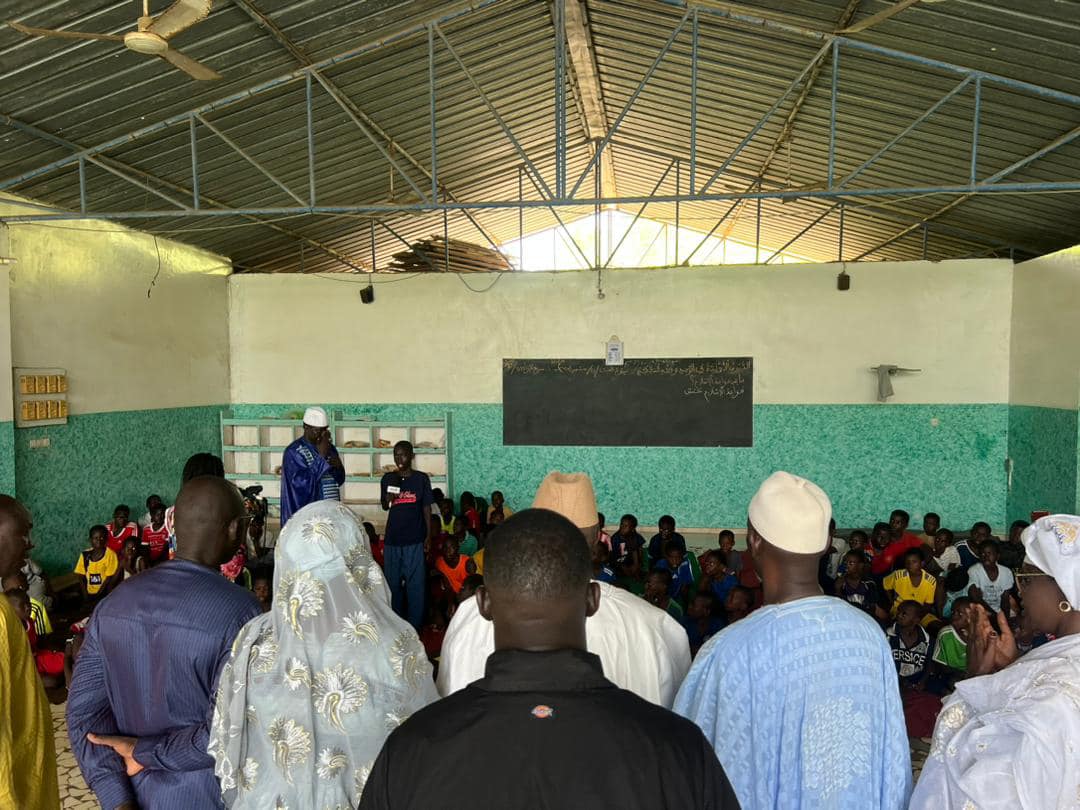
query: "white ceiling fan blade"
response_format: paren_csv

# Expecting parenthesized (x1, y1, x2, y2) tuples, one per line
(158, 45, 221, 80)
(8, 21, 124, 42)
(147, 0, 212, 40)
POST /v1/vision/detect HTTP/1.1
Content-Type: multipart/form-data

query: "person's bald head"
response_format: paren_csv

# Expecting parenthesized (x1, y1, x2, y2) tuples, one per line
(478, 508, 600, 653)
(0, 495, 33, 579)
(173, 477, 247, 568)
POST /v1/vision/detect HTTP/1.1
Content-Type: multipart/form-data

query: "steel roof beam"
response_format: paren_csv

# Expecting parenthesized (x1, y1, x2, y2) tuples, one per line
(852, 121, 1080, 259)
(0, 112, 370, 272)
(562, 0, 618, 198)
(229, 0, 501, 255)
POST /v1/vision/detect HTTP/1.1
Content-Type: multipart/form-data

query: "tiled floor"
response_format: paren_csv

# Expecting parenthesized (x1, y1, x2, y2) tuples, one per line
(53, 702, 96, 810)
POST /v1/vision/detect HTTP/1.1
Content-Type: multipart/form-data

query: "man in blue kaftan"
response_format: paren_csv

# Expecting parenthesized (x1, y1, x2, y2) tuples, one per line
(279, 406, 345, 525)
(675, 472, 911, 810)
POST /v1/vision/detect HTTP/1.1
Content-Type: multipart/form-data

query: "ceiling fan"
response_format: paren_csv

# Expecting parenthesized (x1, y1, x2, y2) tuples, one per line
(8, 0, 221, 80)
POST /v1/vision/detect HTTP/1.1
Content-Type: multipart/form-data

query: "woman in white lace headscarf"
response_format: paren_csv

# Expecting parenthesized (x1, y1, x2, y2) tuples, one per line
(209, 500, 438, 809)
(910, 514, 1080, 809)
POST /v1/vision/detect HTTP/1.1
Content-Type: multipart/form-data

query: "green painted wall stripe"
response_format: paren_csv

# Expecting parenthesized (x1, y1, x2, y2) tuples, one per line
(1006, 405, 1078, 522)
(233, 402, 1009, 532)
(15, 406, 224, 573)
(0, 421, 14, 497)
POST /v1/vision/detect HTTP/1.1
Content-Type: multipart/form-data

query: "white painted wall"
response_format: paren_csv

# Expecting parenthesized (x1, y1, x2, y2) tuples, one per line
(230, 259, 1012, 405)
(1, 199, 232, 414)
(1010, 245, 1080, 409)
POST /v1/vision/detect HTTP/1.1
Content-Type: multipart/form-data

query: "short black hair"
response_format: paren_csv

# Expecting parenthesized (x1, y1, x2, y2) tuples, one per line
(849, 529, 868, 542)
(981, 538, 1000, 554)
(663, 539, 684, 557)
(972, 521, 991, 532)
(484, 509, 590, 600)
(951, 596, 972, 614)
(431, 488, 444, 502)
(844, 549, 864, 562)
(462, 574, 484, 591)
(649, 568, 673, 587)
(4, 587, 27, 603)
(114, 504, 130, 515)
(936, 528, 954, 543)
(924, 512, 940, 523)
(89, 524, 108, 537)
(693, 590, 715, 605)
(945, 566, 969, 592)
(620, 514, 638, 528)
(491, 490, 503, 498)
(897, 599, 923, 616)
(146, 494, 163, 507)
(873, 522, 890, 534)
(903, 548, 924, 563)
(394, 439, 414, 453)
(718, 529, 735, 541)
(729, 585, 754, 603)
(658, 515, 675, 529)
(182, 453, 225, 483)
(1010, 520, 1030, 530)
(891, 509, 910, 522)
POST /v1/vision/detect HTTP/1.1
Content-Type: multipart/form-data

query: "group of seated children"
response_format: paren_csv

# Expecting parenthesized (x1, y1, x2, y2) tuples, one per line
(72, 498, 172, 603)
(827, 508, 1032, 742)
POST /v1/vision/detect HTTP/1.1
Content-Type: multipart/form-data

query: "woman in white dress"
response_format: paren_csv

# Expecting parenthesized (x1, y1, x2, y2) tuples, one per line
(911, 514, 1080, 809)
(209, 500, 438, 808)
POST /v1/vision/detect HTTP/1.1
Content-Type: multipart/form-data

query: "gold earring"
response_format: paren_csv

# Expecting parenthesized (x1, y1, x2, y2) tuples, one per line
(1060, 600, 1072, 614)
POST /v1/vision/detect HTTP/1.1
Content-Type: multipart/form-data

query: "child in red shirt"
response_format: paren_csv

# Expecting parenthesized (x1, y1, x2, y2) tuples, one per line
(140, 503, 170, 564)
(5, 587, 66, 682)
(106, 504, 139, 554)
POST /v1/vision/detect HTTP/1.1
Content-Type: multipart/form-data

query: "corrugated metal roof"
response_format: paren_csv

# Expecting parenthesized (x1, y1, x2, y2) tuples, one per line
(1, 0, 1078, 273)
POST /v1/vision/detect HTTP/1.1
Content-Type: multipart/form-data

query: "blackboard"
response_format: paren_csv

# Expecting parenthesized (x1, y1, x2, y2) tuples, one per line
(502, 357, 753, 447)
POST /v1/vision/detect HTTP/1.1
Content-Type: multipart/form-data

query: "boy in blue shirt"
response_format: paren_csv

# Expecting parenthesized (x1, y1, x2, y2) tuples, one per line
(592, 541, 617, 584)
(655, 540, 695, 606)
(681, 591, 725, 657)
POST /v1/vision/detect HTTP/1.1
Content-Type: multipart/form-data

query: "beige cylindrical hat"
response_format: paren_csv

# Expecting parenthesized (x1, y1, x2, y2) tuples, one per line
(533, 472, 598, 529)
(748, 471, 832, 555)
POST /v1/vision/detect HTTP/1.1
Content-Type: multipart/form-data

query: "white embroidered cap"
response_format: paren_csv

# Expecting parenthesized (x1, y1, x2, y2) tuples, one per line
(303, 406, 329, 428)
(748, 471, 833, 555)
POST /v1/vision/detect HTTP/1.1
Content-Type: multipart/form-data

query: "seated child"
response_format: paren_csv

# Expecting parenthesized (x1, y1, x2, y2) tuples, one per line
(487, 490, 513, 521)
(2, 571, 51, 637)
(724, 585, 754, 624)
(120, 537, 147, 580)
(75, 526, 120, 602)
(698, 550, 738, 605)
(459, 492, 482, 534)
(927, 528, 961, 577)
(596, 512, 612, 551)
(458, 574, 484, 604)
(253, 574, 273, 613)
(140, 502, 170, 564)
(718, 530, 740, 573)
(884, 549, 939, 628)
(437, 498, 455, 537)
(648, 515, 687, 564)
(435, 536, 476, 599)
(138, 494, 165, 529)
(419, 604, 448, 662)
(592, 542, 616, 584)
(453, 517, 478, 558)
(834, 550, 885, 620)
(929, 596, 970, 693)
(5, 587, 66, 685)
(106, 504, 139, 554)
(836, 529, 872, 578)
(488, 509, 506, 531)
(887, 600, 942, 738)
(966, 539, 1015, 612)
(643, 570, 683, 619)
(611, 514, 645, 579)
(654, 540, 694, 605)
(362, 521, 385, 568)
(939, 566, 970, 620)
(681, 591, 724, 657)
